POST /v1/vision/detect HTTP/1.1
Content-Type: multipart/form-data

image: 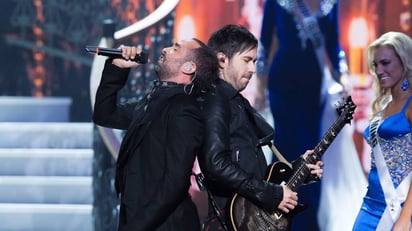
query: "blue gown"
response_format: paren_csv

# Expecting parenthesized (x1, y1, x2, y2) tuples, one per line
(259, 1, 342, 230)
(353, 96, 412, 230)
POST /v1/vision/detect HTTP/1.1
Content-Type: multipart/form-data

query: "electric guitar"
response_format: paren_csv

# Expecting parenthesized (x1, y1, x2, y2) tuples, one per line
(229, 96, 356, 231)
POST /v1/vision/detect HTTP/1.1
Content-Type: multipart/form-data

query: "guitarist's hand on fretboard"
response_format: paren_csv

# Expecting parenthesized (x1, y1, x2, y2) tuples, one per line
(306, 162, 324, 181)
(278, 185, 298, 214)
(302, 149, 324, 182)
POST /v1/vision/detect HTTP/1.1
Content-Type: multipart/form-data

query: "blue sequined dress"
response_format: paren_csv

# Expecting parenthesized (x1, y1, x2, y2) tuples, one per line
(353, 96, 412, 230)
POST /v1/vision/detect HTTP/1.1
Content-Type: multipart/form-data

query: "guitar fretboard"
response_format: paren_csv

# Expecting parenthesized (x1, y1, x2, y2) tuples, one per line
(286, 97, 354, 191)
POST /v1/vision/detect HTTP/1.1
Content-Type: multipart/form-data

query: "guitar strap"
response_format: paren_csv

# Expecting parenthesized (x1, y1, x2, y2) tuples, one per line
(268, 142, 292, 167)
(193, 172, 229, 231)
(239, 96, 292, 166)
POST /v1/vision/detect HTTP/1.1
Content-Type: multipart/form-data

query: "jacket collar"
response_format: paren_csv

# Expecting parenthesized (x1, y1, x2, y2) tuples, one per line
(215, 78, 239, 100)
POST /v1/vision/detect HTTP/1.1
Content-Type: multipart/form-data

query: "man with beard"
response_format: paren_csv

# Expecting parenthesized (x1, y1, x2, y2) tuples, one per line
(92, 39, 219, 231)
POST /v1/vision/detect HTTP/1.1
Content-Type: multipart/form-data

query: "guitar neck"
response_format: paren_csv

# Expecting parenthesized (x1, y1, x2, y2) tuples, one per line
(286, 113, 347, 191)
(310, 115, 347, 163)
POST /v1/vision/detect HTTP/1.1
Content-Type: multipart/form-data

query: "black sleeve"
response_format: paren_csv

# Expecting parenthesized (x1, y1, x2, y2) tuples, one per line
(92, 59, 135, 129)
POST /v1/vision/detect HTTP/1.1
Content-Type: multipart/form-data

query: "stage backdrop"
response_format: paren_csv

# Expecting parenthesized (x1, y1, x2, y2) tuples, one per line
(1, 0, 411, 230)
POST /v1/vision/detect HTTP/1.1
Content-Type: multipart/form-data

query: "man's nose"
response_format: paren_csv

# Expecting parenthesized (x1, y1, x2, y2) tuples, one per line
(249, 62, 256, 73)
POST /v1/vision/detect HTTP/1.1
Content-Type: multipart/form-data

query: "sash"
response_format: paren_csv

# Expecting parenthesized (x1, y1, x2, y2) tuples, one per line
(290, 0, 343, 107)
(374, 143, 412, 230)
(370, 118, 412, 230)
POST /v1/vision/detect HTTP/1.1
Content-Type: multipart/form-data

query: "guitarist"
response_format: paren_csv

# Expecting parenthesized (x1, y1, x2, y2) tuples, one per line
(198, 24, 324, 231)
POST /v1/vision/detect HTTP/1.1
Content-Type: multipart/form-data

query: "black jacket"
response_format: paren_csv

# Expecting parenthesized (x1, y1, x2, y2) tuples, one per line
(198, 79, 283, 214)
(93, 60, 202, 231)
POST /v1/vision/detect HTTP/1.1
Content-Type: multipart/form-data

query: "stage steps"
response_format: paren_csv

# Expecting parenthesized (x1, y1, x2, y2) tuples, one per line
(0, 122, 94, 231)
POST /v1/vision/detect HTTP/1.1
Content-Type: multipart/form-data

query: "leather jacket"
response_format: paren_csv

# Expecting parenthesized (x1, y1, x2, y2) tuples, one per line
(198, 79, 284, 213)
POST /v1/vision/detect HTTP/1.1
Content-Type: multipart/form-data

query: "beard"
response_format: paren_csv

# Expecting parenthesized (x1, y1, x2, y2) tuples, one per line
(154, 58, 180, 81)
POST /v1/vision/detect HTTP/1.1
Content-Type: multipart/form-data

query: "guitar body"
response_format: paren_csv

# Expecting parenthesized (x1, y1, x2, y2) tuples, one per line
(229, 162, 306, 231)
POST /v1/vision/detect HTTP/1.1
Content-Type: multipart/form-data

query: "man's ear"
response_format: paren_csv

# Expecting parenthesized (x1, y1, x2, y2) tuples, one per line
(217, 52, 227, 68)
(181, 61, 196, 74)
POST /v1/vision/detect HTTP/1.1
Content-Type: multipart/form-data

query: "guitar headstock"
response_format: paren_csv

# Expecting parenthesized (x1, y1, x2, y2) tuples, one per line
(336, 96, 356, 124)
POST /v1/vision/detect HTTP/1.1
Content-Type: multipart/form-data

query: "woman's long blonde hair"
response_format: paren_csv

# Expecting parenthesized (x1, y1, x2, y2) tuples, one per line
(366, 31, 412, 118)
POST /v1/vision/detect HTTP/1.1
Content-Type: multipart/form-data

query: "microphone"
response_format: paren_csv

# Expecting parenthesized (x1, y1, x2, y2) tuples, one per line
(85, 46, 148, 64)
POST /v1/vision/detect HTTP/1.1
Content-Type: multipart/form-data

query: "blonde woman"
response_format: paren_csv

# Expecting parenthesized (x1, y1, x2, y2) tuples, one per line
(353, 31, 412, 231)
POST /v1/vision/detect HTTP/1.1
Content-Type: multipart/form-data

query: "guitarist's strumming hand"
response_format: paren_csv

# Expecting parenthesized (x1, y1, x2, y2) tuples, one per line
(277, 150, 324, 214)
(278, 185, 298, 213)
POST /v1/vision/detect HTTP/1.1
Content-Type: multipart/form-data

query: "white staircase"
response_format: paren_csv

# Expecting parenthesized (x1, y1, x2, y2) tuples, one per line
(0, 97, 94, 231)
